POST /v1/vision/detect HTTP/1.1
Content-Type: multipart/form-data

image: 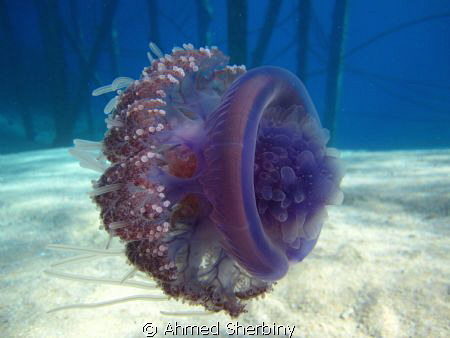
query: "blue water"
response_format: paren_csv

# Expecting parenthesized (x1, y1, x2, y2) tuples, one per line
(0, 0, 449, 152)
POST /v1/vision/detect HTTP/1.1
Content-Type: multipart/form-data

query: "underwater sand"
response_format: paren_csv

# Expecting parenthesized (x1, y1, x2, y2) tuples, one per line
(0, 148, 449, 338)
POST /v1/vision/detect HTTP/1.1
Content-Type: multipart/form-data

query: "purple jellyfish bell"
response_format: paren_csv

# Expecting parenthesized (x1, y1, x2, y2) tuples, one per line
(79, 45, 344, 317)
(201, 65, 341, 282)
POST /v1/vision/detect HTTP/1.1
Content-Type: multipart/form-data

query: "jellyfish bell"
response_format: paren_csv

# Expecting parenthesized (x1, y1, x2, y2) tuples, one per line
(61, 43, 344, 317)
(200, 65, 343, 283)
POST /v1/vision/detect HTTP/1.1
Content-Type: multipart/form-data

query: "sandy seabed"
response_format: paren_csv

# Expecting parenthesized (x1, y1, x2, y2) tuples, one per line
(0, 148, 449, 338)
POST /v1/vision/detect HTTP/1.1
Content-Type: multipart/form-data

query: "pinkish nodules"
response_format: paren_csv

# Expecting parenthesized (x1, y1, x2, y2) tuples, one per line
(88, 44, 344, 317)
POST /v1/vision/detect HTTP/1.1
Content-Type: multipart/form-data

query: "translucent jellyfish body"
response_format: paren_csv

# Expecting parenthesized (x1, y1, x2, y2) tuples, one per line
(73, 44, 344, 316)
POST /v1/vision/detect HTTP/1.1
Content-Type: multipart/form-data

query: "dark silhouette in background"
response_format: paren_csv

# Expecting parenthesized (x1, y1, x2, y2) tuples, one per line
(0, 0, 449, 152)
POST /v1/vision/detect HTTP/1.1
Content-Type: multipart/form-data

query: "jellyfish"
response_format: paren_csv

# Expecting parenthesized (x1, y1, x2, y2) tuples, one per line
(66, 43, 344, 317)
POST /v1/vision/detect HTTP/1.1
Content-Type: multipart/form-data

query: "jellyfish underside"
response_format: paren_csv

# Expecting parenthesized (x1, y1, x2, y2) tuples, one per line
(65, 45, 343, 317)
